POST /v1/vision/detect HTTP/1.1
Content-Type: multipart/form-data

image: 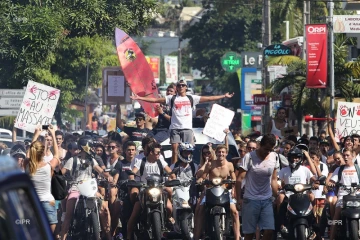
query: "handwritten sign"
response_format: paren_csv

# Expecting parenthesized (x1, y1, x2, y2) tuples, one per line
(203, 104, 235, 142)
(15, 81, 60, 133)
(335, 101, 360, 140)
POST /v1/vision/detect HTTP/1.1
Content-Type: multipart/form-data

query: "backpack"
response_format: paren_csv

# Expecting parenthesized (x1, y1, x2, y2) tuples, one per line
(337, 164, 360, 184)
(51, 165, 67, 200)
(169, 95, 194, 116)
(174, 161, 196, 176)
(139, 157, 164, 177)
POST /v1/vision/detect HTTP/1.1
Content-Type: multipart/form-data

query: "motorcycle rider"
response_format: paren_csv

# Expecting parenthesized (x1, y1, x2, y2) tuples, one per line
(328, 147, 360, 240)
(276, 147, 317, 234)
(126, 141, 175, 240)
(194, 144, 240, 240)
(170, 142, 198, 205)
(60, 136, 113, 240)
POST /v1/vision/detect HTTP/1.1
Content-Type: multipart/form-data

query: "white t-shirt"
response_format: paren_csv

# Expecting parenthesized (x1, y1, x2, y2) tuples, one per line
(312, 162, 329, 198)
(64, 156, 99, 191)
(134, 158, 168, 183)
(170, 162, 198, 181)
(131, 152, 165, 170)
(240, 151, 279, 200)
(165, 94, 200, 129)
(331, 165, 360, 198)
(278, 165, 313, 185)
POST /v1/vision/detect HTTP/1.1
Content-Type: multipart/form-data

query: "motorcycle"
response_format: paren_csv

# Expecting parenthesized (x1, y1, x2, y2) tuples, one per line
(198, 177, 235, 240)
(68, 178, 101, 240)
(281, 183, 315, 240)
(334, 183, 360, 240)
(171, 177, 194, 240)
(126, 171, 181, 240)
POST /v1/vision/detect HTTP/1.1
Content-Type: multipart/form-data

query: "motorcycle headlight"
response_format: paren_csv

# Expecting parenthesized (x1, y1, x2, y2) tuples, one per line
(212, 177, 222, 186)
(148, 188, 161, 197)
(346, 201, 360, 207)
(294, 184, 304, 192)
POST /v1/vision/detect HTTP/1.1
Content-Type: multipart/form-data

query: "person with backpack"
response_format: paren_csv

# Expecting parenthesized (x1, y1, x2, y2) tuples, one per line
(24, 125, 60, 234)
(328, 147, 360, 240)
(130, 78, 234, 164)
(126, 141, 175, 239)
(60, 136, 113, 240)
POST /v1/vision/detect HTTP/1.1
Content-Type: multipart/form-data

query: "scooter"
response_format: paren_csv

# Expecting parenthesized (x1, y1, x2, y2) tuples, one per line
(335, 183, 360, 240)
(282, 183, 315, 240)
(198, 177, 235, 240)
(171, 178, 194, 240)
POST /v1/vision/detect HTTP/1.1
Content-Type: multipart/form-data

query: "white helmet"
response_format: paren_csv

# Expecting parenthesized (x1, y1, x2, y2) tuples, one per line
(178, 142, 194, 163)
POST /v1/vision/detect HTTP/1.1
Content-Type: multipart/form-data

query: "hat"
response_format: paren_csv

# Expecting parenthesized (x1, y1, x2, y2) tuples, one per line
(67, 142, 78, 150)
(10, 144, 26, 158)
(234, 136, 242, 142)
(177, 79, 187, 86)
(135, 112, 146, 119)
(319, 139, 330, 146)
(297, 138, 309, 146)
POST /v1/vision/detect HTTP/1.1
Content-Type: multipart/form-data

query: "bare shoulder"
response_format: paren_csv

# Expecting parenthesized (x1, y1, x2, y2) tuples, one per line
(227, 161, 234, 171)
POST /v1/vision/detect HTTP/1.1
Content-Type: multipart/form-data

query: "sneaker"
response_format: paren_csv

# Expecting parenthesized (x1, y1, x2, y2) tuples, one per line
(280, 226, 288, 234)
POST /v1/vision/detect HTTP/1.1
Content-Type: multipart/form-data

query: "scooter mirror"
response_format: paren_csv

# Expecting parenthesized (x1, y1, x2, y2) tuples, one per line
(318, 175, 326, 185)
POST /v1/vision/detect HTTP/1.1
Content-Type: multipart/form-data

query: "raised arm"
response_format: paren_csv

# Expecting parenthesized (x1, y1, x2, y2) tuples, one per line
(199, 92, 234, 103)
(48, 125, 60, 169)
(115, 104, 123, 130)
(12, 120, 17, 143)
(130, 94, 166, 104)
(327, 117, 340, 151)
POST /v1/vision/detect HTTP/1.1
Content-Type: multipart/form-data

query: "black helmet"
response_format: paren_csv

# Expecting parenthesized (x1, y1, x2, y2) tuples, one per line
(77, 136, 93, 153)
(288, 147, 303, 171)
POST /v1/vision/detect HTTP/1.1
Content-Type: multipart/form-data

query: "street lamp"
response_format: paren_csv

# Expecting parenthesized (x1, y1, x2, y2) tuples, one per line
(84, 50, 90, 129)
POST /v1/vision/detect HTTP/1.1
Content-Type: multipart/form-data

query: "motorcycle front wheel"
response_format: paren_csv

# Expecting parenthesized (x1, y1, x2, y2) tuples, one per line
(90, 211, 101, 240)
(295, 225, 306, 240)
(211, 214, 223, 240)
(151, 212, 162, 240)
(349, 219, 359, 240)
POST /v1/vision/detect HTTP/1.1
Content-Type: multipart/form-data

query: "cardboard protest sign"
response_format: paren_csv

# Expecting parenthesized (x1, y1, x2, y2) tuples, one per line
(203, 104, 235, 142)
(335, 101, 360, 140)
(15, 81, 60, 133)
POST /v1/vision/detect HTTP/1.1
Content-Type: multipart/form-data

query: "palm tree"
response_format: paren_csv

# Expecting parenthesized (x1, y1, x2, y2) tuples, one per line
(265, 34, 360, 135)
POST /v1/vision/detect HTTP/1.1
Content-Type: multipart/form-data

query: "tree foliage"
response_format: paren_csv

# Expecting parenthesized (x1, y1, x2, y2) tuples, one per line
(0, 0, 160, 126)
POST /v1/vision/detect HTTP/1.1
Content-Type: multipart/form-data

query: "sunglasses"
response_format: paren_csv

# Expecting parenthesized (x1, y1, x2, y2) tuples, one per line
(202, 151, 211, 155)
(108, 146, 116, 150)
(135, 118, 144, 121)
(153, 151, 161, 155)
(177, 84, 186, 88)
(247, 147, 256, 151)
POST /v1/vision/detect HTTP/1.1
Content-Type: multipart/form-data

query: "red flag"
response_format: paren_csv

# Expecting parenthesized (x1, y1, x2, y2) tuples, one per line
(306, 24, 328, 88)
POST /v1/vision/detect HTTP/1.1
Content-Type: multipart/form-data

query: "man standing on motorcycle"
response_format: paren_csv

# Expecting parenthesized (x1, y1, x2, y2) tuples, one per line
(60, 136, 113, 240)
(276, 147, 317, 234)
(328, 148, 360, 240)
(194, 144, 240, 240)
(126, 142, 175, 240)
(236, 133, 279, 240)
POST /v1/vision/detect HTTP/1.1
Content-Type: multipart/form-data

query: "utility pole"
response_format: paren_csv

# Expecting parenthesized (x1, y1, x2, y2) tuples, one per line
(84, 50, 90, 129)
(328, 1, 335, 121)
(262, 0, 271, 134)
(303, 1, 311, 59)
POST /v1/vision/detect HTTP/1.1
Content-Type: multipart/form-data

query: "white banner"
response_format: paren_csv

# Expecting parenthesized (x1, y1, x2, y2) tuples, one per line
(203, 104, 235, 142)
(335, 101, 360, 141)
(333, 15, 360, 33)
(15, 81, 61, 133)
(164, 56, 178, 83)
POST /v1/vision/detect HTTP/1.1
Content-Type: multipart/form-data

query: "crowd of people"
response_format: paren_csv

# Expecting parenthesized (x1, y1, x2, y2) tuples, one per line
(0, 78, 357, 240)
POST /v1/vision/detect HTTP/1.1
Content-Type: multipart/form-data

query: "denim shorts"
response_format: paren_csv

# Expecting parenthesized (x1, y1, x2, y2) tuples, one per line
(241, 198, 274, 234)
(41, 201, 58, 224)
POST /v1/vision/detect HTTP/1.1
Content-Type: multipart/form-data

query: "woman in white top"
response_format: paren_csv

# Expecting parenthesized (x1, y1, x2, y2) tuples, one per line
(268, 107, 288, 139)
(25, 125, 59, 233)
